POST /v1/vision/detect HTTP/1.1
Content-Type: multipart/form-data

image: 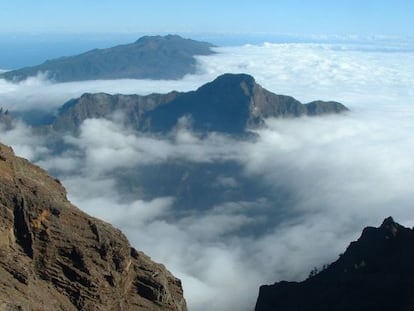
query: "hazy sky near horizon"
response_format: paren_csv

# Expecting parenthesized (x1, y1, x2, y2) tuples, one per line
(1, 0, 413, 37)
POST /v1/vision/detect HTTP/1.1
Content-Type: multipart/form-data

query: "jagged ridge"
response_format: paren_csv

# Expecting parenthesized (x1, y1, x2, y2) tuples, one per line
(48, 73, 348, 134)
(255, 217, 414, 311)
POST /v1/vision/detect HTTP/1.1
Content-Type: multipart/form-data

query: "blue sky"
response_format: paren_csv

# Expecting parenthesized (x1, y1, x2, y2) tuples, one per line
(1, 0, 413, 37)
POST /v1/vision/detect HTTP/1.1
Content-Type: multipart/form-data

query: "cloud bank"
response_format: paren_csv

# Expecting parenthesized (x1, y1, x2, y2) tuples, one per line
(0, 73, 212, 112)
(2, 42, 413, 113)
(1, 41, 414, 311)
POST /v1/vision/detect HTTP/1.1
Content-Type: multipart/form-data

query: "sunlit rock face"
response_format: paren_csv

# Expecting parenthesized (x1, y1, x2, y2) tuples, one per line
(0, 143, 187, 311)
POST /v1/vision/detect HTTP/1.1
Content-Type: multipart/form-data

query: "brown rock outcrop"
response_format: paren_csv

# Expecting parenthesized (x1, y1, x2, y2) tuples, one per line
(0, 143, 187, 311)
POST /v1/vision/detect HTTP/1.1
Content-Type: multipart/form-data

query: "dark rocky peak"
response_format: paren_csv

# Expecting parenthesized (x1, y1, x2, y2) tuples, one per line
(141, 73, 257, 133)
(131, 34, 215, 61)
(255, 217, 414, 311)
(326, 216, 413, 278)
(198, 73, 256, 93)
(0, 142, 187, 310)
(135, 34, 208, 46)
(380, 216, 401, 235)
(47, 73, 348, 135)
(143, 73, 348, 133)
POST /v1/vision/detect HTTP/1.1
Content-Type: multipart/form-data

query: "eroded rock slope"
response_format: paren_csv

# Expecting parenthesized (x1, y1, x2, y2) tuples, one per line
(0, 143, 187, 311)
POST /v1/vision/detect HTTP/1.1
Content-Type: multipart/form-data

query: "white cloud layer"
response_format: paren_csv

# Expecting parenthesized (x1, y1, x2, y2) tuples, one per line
(0, 73, 211, 112)
(1, 41, 414, 311)
(2, 42, 413, 113)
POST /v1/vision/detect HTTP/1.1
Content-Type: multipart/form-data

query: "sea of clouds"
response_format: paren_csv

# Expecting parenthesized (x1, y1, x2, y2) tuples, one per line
(1, 41, 414, 311)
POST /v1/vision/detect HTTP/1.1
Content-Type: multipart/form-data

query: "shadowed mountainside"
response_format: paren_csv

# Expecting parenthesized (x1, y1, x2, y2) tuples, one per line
(0, 34, 215, 82)
(255, 217, 414, 311)
(48, 73, 348, 134)
(0, 142, 187, 311)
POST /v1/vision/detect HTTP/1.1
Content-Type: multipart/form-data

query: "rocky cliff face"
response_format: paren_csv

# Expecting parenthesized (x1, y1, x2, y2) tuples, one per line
(48, 73, 348, 134)
(255, 217, 414, 311)
(0, 143, 187, 311)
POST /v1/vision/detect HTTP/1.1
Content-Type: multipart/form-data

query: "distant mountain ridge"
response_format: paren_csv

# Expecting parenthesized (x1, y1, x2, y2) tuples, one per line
(48, 73, 348, 134)
(0, 35, 215, 82)
(255, 217, 414, 311)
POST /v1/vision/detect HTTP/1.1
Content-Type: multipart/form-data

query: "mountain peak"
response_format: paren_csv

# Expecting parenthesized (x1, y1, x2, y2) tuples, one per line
(255, 217, 414, 311)
(381, 216, 397, 228)
(1, 35, 215, 82)
(380, 216, 401, 237)
(135, 34, 193, 44)
(49, 73, 349, 134)
(199, 73, 256, 95)
(211, 73, 255, 84)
